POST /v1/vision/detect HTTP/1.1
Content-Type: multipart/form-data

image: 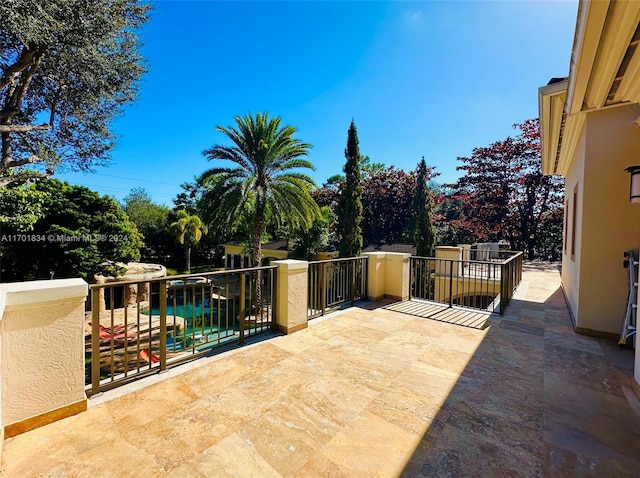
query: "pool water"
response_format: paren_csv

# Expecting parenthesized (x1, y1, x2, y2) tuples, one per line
(144, 303, 237, 347)
(149, 304, 217, 320)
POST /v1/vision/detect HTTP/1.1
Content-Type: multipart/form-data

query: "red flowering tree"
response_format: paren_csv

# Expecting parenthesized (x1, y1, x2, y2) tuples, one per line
(314, 163, 439, 248)
(448, 119, 564, 259)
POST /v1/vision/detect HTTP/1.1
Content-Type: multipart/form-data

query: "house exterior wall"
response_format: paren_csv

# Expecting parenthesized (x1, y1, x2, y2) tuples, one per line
(566, 104, 640, 334)
(224, 245, 289, 268)
(561, 124, 585, 324)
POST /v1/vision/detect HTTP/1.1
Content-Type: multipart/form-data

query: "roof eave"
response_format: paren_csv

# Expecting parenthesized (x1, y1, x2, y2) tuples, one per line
(538, 80, 569, 176)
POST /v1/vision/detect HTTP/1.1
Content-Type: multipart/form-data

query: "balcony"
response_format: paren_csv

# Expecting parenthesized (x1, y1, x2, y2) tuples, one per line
(2, 262, 639, 476)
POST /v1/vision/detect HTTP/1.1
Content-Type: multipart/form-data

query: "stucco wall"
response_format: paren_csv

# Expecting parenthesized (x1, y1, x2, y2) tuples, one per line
(273, 260, 308, 334)
(384, 253, 410, 301)
(362, 252, 386, 301)
(434, 276, 500, 305)
(0, 279, 88, 428)
(561, 124, 585, 324)
(576, 104, 640, 334)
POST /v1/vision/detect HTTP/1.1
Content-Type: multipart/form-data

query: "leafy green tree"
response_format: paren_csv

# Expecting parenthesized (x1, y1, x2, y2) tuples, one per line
(413, 157, 437, 256)
(199, 112, 320, 270)
(174, 178, 206, 215)
(0, 179, 141, 282)
(0, 181, 47, 231)
(0, 0, 149, 187)
(122, 188, 182, 265)
(291, 206, 334, 260)
(360, 155, 386, 173)
(324, 155, 385, 185)
(169, 210, 205, 273)
(123, 188, 170, 231)
(316, 163, 440, 248)
(336, 120, 363, 257)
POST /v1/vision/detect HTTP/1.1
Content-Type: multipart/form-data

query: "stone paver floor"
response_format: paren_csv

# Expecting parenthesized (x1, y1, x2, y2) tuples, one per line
(2, 263, 639, 477)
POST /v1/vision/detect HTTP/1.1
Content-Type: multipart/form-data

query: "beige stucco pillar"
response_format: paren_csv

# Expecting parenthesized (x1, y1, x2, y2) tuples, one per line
(459, 244, 471, 261)
(434, 246, 463, 303)
(435, 246, 463, 277)
(362, 252, 386, 301)
(383, 253, 411, 301)
(273, 260, 309, 334)
(0, 279, 88, 440)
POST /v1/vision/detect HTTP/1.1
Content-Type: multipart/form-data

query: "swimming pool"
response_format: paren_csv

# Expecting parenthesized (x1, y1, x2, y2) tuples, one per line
(143, 301, 239, 348)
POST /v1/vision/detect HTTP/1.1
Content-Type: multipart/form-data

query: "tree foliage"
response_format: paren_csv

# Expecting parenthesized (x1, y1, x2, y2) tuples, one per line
(174, 178, 207, 215)
(361, 167, 415, 245)
(432, 187, 475, 246)
(0, 180, 47, 230)
(199, 112, 319, 269)
(449, 119, 564, 258)
(169, 210, 205, 272)
(122, 187, 183, 265)
(0, 0, 149, 186)
(336, 120, 363, 257)
(0, 179, 141, 281)
(290, 206, 334, 260)
(317, 160, 439, 248)
(123, 188, 170, 232)
(413, 157, 436, 256)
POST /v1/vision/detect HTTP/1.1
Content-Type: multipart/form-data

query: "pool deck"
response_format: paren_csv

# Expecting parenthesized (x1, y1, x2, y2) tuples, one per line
(2, 263, 640, 477)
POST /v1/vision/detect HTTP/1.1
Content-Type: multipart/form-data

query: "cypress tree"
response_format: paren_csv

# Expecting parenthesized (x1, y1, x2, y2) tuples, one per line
(337, 120, 363, 257)
(414, 157, 436, 257)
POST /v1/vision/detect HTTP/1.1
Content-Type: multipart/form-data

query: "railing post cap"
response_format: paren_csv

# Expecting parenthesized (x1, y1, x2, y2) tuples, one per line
(383, 252, 411, 262)
(361, 252, 385, 259)
(1, 278, 88, 309)
(272, 259, 309, 272)
(435, 246, 462, 251)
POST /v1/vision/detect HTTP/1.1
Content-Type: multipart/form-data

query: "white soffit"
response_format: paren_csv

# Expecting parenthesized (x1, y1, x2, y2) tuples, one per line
(571, 1, 640, 114)
(539, 80, 568, 176)
(542, 1, 640, 176)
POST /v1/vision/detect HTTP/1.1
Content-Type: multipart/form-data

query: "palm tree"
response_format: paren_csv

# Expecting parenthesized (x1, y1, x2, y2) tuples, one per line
(169, 210, 205, 273)
(200, 112, 320, 269)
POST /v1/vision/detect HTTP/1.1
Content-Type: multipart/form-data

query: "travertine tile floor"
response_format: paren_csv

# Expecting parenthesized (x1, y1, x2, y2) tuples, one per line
(2, 263, 639, 477)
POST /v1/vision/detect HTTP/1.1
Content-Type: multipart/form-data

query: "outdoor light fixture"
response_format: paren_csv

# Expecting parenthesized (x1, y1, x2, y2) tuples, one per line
(626, 166, 640, 203)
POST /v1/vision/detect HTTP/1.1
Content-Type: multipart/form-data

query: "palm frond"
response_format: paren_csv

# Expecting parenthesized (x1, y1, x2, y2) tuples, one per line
(201, 112, 318, 249)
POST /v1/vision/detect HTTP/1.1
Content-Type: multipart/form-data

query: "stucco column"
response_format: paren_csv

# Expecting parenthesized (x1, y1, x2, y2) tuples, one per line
(273, 260, 309, 334)
(459, 244, 471, 262)
(383, 253, 411, 301)
(362, 252, 386, 301)
(0, 278, 88, 439)
(435, 246, 463, 277)
(459, 244, 471, 272)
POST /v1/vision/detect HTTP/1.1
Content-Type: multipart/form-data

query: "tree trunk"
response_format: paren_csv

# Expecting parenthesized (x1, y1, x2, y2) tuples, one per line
(527, 242, 535, 260)
(186, 244, 191, 273)
(252, 209, 264, 319)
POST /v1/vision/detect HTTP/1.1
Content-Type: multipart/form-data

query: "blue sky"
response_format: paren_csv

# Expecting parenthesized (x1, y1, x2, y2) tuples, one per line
(57, 0, 578, 206)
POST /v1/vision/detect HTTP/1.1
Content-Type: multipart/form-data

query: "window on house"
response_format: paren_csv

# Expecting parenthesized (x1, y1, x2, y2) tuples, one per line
(564, 199, 568, 254)
(571, 184, 578, 260)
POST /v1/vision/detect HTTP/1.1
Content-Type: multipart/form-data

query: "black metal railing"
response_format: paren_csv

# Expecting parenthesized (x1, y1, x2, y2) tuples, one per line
(87, 266, 276, 395)
(498, 251, 523, 313)
(410, 251, 523, 314)
(307, 256, 368, 319)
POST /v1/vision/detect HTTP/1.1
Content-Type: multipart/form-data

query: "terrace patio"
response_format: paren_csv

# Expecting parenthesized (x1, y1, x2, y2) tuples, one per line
(2, 263, 639, 477)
